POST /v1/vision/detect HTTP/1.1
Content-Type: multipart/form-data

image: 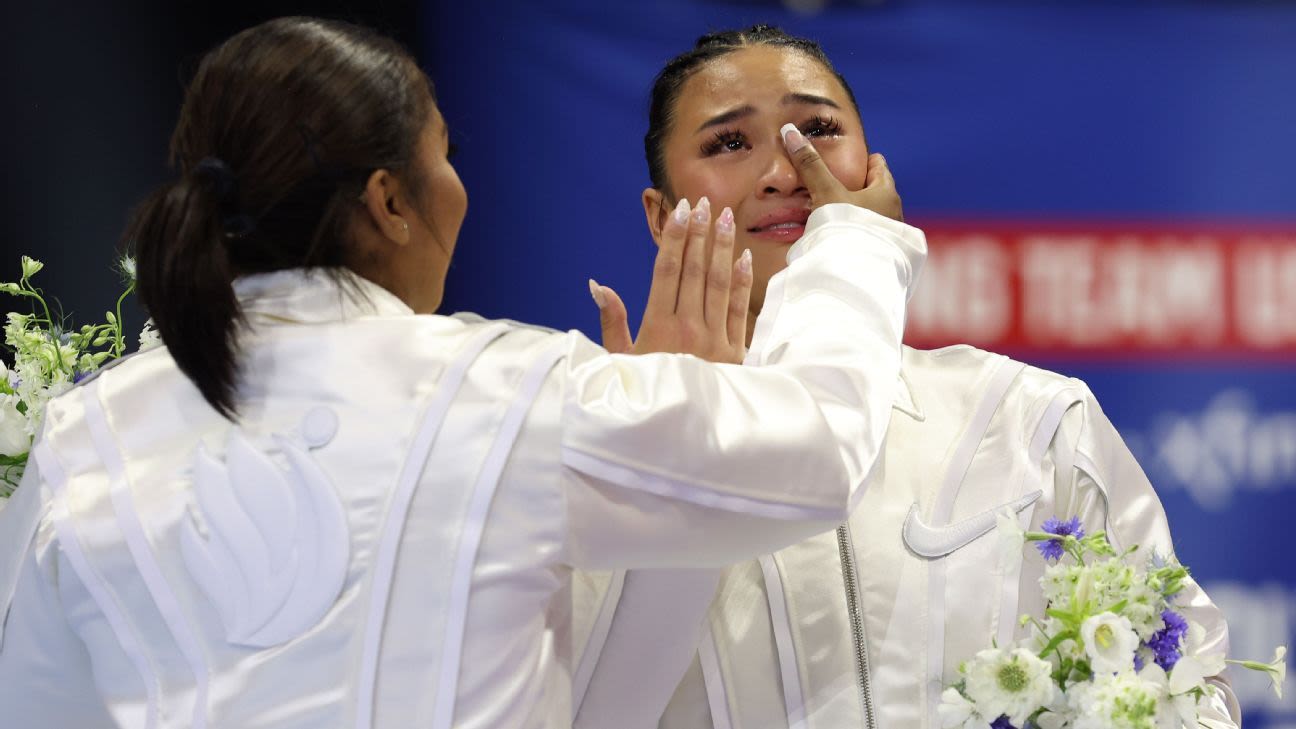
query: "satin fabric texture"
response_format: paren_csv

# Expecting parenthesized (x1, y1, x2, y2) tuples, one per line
(577, 346, 1240, 729)
(0, 205, 926, 729)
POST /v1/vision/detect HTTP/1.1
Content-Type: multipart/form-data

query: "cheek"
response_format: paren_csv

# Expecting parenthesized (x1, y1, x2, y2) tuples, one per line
(669, 159, 751, 212)
(435, 166, 467, 220)
(821, 143, 870, 190)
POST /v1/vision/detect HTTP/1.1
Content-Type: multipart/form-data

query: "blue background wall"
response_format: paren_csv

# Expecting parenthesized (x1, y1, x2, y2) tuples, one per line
(426, 0, 1295, 722)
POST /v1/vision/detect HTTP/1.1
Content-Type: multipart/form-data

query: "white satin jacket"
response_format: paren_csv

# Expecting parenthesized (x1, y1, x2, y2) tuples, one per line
(0, 205, 925, 729)
(578, 346, 1241, 729)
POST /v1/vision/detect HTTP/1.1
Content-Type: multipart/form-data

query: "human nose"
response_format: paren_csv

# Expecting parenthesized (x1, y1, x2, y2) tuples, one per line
(754, 141, 807, 199)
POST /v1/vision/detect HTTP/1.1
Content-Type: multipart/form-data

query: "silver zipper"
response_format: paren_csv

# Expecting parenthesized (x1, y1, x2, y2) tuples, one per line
(836, 522, 877, 729)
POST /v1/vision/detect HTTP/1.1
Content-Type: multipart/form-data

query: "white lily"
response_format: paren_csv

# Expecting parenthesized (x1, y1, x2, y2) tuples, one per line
(1227, 644, 1286, 699)
(1168, 622, 1225, 696)
(1138, 663, 1198, 729)
(1080, 612, 1140, 675)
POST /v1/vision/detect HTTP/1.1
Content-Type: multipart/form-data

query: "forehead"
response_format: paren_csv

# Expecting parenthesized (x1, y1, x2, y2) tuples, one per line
(676, 45, 848, 121)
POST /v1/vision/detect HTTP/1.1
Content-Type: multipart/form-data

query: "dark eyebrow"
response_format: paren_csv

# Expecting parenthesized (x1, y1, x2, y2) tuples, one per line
(782, 93, 840, 109)
(695, 104, 756, 134)
(694, 94, 841, 134)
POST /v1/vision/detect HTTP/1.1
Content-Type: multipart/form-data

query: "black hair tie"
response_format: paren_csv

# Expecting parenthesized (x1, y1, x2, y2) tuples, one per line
(192, 156, 257, 240)
(193, 157, 237, 200)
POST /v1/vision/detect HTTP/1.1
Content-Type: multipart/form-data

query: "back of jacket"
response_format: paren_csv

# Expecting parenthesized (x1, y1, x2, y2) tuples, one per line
(0, 204, 929, 729)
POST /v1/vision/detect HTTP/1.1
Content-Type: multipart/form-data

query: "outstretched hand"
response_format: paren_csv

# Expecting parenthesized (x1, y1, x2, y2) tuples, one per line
(590, 197, 753, 364)
(780, 123, 903, 222)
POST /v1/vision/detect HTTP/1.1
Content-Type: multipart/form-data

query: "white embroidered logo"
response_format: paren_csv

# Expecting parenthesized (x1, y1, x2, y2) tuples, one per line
(180, 407, 349, 648)
(902, 490, 1043, 558)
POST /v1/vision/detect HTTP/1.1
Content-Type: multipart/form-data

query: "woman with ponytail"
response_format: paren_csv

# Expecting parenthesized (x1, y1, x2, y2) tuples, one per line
(0, 17, 925, 728)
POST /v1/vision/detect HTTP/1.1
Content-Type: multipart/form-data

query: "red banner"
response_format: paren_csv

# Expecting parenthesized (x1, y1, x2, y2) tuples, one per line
(904, 221, 1296, 358)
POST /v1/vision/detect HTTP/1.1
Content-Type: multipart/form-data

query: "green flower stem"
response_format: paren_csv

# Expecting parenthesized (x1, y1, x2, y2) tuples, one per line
(111, 282, 135, 357)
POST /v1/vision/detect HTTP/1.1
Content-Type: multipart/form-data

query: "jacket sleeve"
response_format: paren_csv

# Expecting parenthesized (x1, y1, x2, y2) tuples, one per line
(1051, 387, 1241, 728)
(0, 458, 117, 728)
(557, 205, 925, 569)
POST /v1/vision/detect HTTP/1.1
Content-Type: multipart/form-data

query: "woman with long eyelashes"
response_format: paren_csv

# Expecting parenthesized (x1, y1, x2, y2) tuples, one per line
(579, 26, 1239, 729)
(0, 18, 928, 729)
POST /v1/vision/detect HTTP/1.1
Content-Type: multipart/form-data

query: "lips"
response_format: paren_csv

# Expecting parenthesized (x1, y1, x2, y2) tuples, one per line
(747, 207, 811, 242)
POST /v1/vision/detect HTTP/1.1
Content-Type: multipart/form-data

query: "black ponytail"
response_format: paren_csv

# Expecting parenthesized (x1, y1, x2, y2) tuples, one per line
(131, 165, 243, 418)
(127, 17, 433, 419)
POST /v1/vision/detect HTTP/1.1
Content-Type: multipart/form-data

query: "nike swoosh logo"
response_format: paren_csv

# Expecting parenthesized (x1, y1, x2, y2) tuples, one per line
(901, 490, 1043, 558)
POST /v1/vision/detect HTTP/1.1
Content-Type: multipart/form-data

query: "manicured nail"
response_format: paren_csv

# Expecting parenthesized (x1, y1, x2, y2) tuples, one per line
(717, 207, 734, 233)
(692, 196, 710, 223)
(588, 279, 606, 309)
(673, 198, 690, 225)
(738, 249, 752, 274)
(781, 123, 808, 153)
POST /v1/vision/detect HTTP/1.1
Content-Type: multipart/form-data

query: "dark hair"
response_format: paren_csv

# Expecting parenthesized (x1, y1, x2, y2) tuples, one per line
(128, 17, 433, 418)
(644, 25, 861, 192)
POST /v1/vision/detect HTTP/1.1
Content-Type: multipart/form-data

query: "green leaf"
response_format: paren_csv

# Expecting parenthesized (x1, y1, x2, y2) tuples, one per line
(1038, 629, 1077, 658)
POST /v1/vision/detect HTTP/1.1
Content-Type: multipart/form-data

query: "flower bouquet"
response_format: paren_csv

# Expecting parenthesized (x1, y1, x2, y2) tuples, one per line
(938, 514, 1286, 729)
(1, 255, 157, 498)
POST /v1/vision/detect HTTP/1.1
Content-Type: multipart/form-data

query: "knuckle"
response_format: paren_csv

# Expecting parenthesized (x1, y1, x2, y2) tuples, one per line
(707, 269, 730, 290)
(682, 259, 707, 280)
(654, 255, 681, 279)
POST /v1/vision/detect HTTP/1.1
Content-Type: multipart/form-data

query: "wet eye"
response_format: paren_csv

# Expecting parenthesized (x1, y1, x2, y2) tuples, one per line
(802, 115, 844, 139)
(702, 129, 749, 156)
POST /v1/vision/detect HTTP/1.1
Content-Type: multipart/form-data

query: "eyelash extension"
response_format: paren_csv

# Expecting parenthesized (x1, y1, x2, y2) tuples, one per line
(701, 129, 748, 156)
(803, 115, 844, 138)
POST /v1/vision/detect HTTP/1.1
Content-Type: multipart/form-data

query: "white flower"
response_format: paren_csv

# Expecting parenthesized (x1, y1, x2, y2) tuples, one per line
(1122, 581, 1165, 640)
(936, 687, 982, 729)
(1068, 670, 1163, 729)
(1035, 690, 1076, 729)
(1081, 612, 1140, 675)
(1227, 644, 1286, 699)
(1271, 646, 1288, 699)
(1168, 621, 1226, 696)
(964, 647, 1056, 726)
(0, 393, 30, 457)
(20, 256, 44, 279)
(139, 319, 161, 352)
(1139, 663, 1199, 729)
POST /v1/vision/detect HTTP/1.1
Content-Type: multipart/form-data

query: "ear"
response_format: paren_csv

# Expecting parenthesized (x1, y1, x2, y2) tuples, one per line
(641, 187, 668, 249)
(360, 169, 412, 245)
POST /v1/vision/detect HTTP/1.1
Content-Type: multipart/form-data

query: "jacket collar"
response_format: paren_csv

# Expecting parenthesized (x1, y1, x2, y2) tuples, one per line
(233, 269, 414, 324)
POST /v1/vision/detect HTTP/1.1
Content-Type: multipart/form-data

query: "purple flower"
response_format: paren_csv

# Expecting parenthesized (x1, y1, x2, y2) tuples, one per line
(1146, 609, 1189, 670)
(990, 716, 1017, 729)
(1036, 516, 1085, 562)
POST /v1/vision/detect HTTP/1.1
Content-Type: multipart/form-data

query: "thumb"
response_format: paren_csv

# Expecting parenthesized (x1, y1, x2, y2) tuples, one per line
(781, 123, 845, 204)
(590, 279, 633, 354)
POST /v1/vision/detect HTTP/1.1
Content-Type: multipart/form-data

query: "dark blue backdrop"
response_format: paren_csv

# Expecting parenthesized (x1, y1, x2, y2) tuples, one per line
(426, 0, 1295, 722)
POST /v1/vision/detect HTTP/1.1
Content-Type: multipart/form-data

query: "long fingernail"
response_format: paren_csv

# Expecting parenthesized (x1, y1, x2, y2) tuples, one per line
(588, 278, 606, 309)
(693, 196, 710, 222)
(673, 198, 690, 225)
(738, 249, 752, 274)
(781, 123, 808, 153)
(717, 207, 734, 233)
